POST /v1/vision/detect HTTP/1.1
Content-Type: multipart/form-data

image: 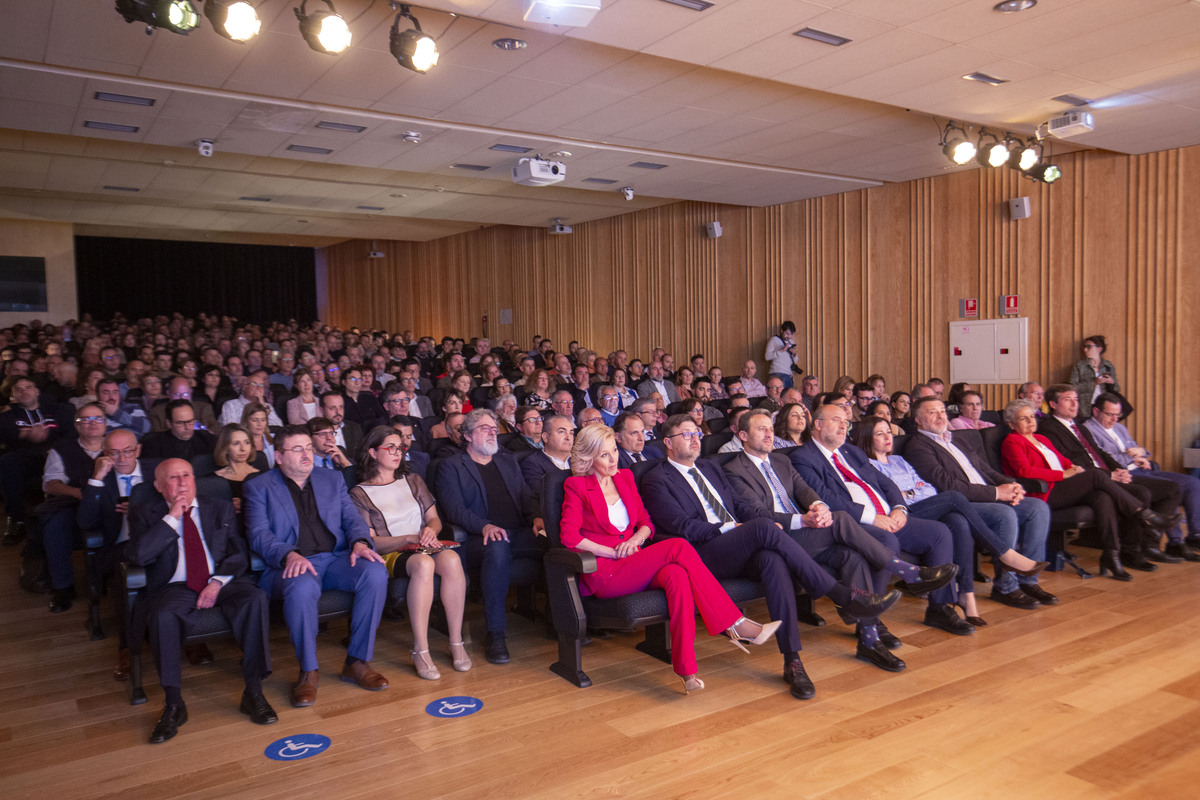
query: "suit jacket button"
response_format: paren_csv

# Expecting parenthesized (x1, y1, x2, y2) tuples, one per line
(619, 535, 625, 539)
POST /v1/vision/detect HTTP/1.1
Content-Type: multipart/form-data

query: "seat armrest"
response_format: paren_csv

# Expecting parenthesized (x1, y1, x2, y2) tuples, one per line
(84, 529, 105, 550)
(546, 548, 597, 574)
(120, 562, 147, 590)
(1014, 477, 1049, 495)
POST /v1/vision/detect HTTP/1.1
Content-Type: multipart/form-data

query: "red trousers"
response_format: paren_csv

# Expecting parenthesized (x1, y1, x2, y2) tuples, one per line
(589, 538, 741, 676)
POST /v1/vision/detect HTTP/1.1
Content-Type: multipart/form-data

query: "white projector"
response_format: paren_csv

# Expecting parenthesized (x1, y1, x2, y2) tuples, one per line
(523, 0, 601, 27)
(549, 222, 572, 235)
(512, 157, 566, 187)
(1047, 111, 1094, 139)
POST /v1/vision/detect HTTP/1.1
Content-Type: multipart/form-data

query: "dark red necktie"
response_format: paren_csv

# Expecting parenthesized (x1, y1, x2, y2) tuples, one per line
(182, 509, 211, 593)
(832, 453, 887, 515)
(1068, 422, 1105, 468)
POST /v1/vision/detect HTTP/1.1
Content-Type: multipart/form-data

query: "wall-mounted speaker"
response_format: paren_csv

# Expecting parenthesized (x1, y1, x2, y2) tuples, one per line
(1008, 197, 1031, 220)
(705, 221, 723, 239)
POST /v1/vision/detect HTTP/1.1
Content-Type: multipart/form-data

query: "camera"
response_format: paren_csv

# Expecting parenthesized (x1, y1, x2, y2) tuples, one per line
(621, 186, 634, 201)
(197, 139, 214, 158)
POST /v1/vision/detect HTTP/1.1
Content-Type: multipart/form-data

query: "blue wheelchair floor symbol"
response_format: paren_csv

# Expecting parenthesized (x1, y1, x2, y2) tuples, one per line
(426, 696, 483, 718)
(265, 733, 332, 761)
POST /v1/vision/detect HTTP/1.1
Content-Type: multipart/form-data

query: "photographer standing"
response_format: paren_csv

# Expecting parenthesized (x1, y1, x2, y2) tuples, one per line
(765, 321, 803, 389)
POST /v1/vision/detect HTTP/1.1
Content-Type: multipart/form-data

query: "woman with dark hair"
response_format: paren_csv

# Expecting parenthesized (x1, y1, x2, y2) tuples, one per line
(342, 367, 386, 429)
(350, 426, 469, 680)
(866, 400, 902, 435)
(772, 402, 810, 448)
(429, 390, 467, 440)
(945, 382, 972, 413)
(889, 390, 912, 422)
(856, 415, 1048, 626)
(677, 397, 711, 435)
(197, 364, 235, 417)
(521, 369, 554, 412)
(609, 368, 638, 408)
(286, 368, 320, 424)
(560, 424, 780, 694)
(673, 366, 695, 401)
(1069, 335, 1122, 410)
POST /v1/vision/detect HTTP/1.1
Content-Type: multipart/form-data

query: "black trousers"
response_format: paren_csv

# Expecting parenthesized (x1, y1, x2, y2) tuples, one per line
(1048, 469, 1144, 553)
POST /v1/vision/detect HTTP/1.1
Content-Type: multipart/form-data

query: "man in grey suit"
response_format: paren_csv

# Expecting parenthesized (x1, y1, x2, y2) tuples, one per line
(636, 360, 678, 405)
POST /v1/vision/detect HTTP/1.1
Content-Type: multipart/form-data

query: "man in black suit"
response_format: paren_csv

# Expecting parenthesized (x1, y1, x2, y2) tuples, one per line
(437, 409, 547, 664)
(389, 417, 430, 479)
(127, 458, 275, 743)
(639, 414, 904, 698)
(627, 397, 664, 442)
(520, 413, 574, 507)
(613, 412, 664, 470)
(504, 405, 545, 454)
(320, 392, 363, 457)
(140, 400, 217, 461)
(427, 412, 467, 461)
(1038, 384, 1182, 565)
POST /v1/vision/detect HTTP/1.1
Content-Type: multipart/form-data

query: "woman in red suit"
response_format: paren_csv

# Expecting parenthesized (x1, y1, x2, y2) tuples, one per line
(560, 424, 780, 694)
(1000, 399, 1156, 580)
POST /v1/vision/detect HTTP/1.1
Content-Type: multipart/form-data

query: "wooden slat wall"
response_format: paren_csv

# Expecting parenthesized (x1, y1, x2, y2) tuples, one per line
(325, 145, 1200, 469)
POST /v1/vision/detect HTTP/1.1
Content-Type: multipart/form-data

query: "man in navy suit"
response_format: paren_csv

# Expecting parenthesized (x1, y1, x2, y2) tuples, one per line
(613, 413, 664, 470)
(438, 409, 547, 665)
(245, 425, 389, 708)
(128, 458, 274, 743)
(790, 404, 961, 663)
(639, 414, 906, 698)
(521, 413, 574, 508)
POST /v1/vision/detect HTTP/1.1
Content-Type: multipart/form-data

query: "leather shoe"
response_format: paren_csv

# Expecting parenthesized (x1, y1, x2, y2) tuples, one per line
(1166, 541, 1200, 562)
(1185, 534, 1200, 549)
(49, 586, 74, 613)
(484, 632, 510, 665)
(876, 622, 902, 650)
(1145, 547, 1182, 564)
(838, 588, 901, 620)
(923, 603, 975, 635)
(989, 587, 1040, 609)
(113, 648, 131, 682)
(1124, 551, 1158, 572)
(901, 564, 958, 595)
(148, 703, 187, 744)
(1020, 584, 1058, 605)
(783, 659, 816, 700)
(856, 640, 906, 672)
(340, 660, 389, 691)
(1138, 508, 1184, 530)
(185, 643, 214, 665)
(240, 690, 278, 725)
(291, 670, 319, 707)
(2, 520, 26, 546)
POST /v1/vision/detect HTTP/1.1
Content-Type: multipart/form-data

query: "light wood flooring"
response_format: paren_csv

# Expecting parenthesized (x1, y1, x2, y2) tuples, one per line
(3, 541, 1200, 800)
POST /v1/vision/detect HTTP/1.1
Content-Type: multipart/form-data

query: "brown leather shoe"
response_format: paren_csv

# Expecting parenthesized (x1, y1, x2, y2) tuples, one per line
(112, 647, 131, 682)
(185, 643, 214, 665)
(291, 670, 320, 707)
(340, 660, 389, 691)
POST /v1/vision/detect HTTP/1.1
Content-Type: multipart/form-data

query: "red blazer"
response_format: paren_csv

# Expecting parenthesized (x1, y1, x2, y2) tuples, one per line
(560, 469, 655, 595)
(1000, 432, 1073, 501)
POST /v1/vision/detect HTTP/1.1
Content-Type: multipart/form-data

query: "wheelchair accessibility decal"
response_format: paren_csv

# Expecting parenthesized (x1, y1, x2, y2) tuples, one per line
(425, 696, 483, 718)
(265, 734, 332, 761)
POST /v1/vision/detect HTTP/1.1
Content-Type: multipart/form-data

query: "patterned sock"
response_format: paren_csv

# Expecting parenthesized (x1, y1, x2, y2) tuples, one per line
(858, 624, 880, 649)
(890, 558, 920, 581)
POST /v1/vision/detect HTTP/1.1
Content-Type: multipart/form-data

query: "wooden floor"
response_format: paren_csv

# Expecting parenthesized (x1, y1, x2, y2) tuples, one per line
(3, 541, 1200, 800)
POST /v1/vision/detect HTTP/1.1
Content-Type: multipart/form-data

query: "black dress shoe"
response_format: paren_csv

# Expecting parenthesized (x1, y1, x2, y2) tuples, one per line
(49, 586, 75, 613)
(783, 659, 816, 700)
(857, 622, 901, 650)
(1020, 584, 1058, 605)
(484, 633, 510, 665)
(923, 603, 975, 635)
(856, 641, 906, 672)
(989, 587, 1040, 609)
(185, 643, 214, 665)
(149, 703, 187, 744)
(1138, 508, 1184, 530)
(1166, 541, 1200, 562)
(240, 691, 278, 725)
(838, 588, 901, 620)
(1145, 547, 1182, 564)
(1185, 534, 1200, 549)
(2, 520, 26, 546)
(1123, 552, 1158, 572)
(901, 564, 958, 595)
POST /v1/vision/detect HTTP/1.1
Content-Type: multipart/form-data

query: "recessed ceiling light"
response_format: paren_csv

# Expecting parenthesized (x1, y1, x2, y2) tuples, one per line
(389, 193, 407, 198)
(94, 91, 155, 106)
(630, 161, 668, 170)
(240, 196, 272, 202)
(962, 72, 1009, 86)
(994, 0, 1036, 12)
(451, 163, 490, 171)
(794, 27, 851, 46)
(84, 120, 139, 133)
(583, 178, 618, 184)
(102, 185, 140, 192)
(316, 121, 367, 132)
(493, 38, 527, 50)
(490, 143, 534, 153)
(356, 205, 385, 211)
(657, 0, 714, 10)
(1052, 94, 1092, 107)
(548, 150, 572, 158)
(287, 144, 334, 154)
(401, 131, 422, 144)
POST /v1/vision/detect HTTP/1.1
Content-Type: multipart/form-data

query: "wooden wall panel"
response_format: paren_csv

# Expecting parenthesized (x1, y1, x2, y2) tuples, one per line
(325, 144, 1200, 469)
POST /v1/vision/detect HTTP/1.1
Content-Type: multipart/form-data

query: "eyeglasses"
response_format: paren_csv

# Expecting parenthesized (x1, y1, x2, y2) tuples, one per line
(248, 381, 265, 388)
(667, 430, 704, 441)
(344, 376, 362, 383)
(76, 416, 105, 423)
(170, 418, 197, 426)
(107, 447, 137, 458)
(521, 416, 543, 424)
(1094, 409, 1121, 419)
(281, 444, 315, 455)
(474, 425, 500, 435)
(375, 444, 403, 455)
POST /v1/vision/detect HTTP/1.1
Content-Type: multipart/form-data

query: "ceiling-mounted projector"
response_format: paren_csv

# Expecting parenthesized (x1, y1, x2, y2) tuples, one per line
(524, 0, 601, 27)
(512, 157, 565, 187)
(1046, 111, 1094, 138)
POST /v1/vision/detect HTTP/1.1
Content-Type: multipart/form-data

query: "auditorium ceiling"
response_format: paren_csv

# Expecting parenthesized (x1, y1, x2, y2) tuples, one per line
(0, 0, 1198, 246)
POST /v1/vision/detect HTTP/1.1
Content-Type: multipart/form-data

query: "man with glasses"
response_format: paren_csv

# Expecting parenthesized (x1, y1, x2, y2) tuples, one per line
(142, 400, 217, 461)
(627, 397, 663, 442)
(505, 405, 545, 454)
(438, 409, 547, 664)
(150, 377, 218, 433)
(219, 369, 282, 427)
(246, 425, 389, 708)
(270, 353, 297, 393)
(640, 414, 904, 698)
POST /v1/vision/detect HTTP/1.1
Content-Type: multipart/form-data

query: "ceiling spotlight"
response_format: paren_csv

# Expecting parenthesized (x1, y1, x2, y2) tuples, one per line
(116, 0, 201, 34)
(940, 121, 976, 166)
(390, 5, 439, 73)
(206, 0, 261, 42)
(295, 0, 351, 54)
(1011, 138, 1041, 172)
(1027, 162, 1062, 184)
(994, 0, 1036, 12)
(975, 130, 1010, 168)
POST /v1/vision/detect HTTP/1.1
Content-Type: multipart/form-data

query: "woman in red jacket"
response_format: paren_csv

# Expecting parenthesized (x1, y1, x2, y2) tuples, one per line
(559, 424, 780, 694)
(1000, 399, 1156, 580)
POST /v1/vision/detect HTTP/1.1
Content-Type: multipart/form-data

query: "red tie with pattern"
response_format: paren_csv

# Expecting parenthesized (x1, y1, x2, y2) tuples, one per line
(832, 453, 887, 515)
(182, 509, 211, 593)
(1068, 421, 1105, 468)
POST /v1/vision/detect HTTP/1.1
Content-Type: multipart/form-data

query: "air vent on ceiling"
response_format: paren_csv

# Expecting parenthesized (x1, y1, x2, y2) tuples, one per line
(84, 120, 139, 133)
(1052, 93, 1092, 107)
(239, 196, 272, 202)
(962, 71, 1009, 85)
(490, 143, 534, 153)
(657, 0, 714, 10)
(316, 121, 367, 133)
(102, 185, 140, 192)
(794, 27, 851, 46)
(287, 144, 334, 154)
(583, 177, 618, 184)
(451, 163, 490, 171)
(630, 161, 668, 170)
(356, 205, 385, 211)
(94, 91, 155, 106)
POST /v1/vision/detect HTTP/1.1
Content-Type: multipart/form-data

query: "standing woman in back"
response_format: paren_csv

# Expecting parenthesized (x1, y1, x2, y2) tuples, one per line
(1069, 335, 1121, 413)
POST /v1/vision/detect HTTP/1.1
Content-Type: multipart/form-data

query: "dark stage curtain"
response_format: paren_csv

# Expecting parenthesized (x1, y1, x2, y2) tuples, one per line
(74, 236, 317, 324)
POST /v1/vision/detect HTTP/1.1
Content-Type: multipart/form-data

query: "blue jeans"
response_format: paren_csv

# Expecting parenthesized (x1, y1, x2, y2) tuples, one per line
(972, 499, 1050, 592)
(770, 372, 794, 389)
(462, 528, 545, 634)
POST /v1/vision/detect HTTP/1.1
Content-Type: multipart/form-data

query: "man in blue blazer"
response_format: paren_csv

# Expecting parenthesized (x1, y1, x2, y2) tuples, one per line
(790, 403, 962, 662)
(438, 409, 547, 665)
(613, 412, 664, 471)
(245, 425, 389, 708)
(639, 414, 904, 698)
